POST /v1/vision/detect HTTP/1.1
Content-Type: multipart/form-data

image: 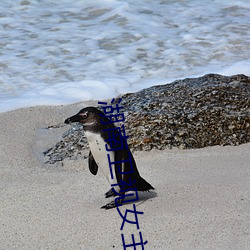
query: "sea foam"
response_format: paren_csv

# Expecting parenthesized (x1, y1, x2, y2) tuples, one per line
(0, 0, 249, 112)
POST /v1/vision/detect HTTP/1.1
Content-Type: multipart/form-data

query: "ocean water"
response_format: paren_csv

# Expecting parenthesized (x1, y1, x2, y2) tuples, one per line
(0, 0, 250, 112)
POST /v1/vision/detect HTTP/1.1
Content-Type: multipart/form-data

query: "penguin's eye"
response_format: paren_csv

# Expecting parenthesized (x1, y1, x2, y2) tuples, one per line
(79, 112, 88, 119)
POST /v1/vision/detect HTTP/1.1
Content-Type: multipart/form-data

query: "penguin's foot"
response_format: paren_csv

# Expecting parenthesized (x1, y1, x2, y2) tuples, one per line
(101, 201, 116, 209)
(101, 199, 123, 210)
(105, 188, 117, 198)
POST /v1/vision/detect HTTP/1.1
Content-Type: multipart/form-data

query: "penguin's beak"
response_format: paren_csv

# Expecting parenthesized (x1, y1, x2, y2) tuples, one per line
(64, 114, 81, 124)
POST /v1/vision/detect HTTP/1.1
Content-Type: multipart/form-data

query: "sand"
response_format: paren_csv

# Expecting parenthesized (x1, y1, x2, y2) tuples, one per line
(0, 103, 249, 250)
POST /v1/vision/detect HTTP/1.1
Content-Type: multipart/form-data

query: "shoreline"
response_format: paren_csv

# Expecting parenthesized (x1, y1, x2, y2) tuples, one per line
(42, 74, 250, 165)
(0, 103, 249, 249)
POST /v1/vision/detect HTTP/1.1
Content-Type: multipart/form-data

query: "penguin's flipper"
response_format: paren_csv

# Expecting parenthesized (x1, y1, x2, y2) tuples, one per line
(105, 188, 117, 198)
(88, 151, 98, 175)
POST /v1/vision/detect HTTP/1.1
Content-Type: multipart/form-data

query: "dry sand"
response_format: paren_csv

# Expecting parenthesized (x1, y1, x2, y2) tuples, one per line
(0, 103, 249, 250)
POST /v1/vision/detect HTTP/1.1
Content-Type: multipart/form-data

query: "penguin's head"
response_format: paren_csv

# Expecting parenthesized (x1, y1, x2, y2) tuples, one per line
(65, 107, 110, 128)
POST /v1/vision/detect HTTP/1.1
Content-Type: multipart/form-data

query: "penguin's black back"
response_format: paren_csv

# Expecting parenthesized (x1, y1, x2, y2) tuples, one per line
(114, 140, 154, 192)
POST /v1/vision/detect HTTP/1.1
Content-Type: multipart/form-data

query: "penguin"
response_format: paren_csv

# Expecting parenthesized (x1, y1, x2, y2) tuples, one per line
(65, 107, 154, 209)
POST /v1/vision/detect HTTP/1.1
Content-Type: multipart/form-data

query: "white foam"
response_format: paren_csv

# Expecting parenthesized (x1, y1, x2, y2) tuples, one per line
(0, 0, 250, 112)
(218, 60, 250, 76)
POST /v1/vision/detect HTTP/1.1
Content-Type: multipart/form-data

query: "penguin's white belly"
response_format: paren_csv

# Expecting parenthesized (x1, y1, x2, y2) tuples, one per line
(85, 131, 119, 190)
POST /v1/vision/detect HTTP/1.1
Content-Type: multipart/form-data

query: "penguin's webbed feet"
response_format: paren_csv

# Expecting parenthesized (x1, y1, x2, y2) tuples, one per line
(101, 199, 123, 210)
(105, 188, 117, 198)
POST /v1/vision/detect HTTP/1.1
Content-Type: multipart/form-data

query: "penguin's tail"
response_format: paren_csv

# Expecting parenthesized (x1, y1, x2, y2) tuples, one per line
(134, 176, 154, 192)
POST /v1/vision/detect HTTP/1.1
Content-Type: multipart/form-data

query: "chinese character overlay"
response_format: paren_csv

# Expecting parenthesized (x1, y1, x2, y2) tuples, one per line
(98, 99, 148, 249)
(98, 98, 125, 124)
(121, 232, 148, 249)
(117, 204, 143, 230)
(103, 125, 129, 151)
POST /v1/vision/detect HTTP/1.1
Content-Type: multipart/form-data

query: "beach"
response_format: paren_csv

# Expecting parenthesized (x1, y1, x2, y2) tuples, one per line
(0, 103, 249, 249)
(1, 1, 250, 249)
